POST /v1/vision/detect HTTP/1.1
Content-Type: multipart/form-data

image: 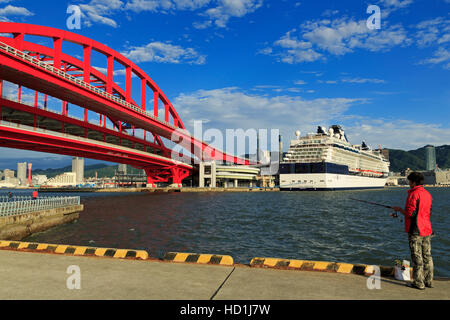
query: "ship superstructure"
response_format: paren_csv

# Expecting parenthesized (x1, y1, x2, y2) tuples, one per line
(280, 125, 390, 190)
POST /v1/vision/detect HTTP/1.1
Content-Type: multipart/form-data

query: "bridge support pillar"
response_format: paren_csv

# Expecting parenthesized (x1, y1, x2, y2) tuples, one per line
(144, 168, 157, 188)
(145, 176, 156, 188)
(170, 167, 190, 188)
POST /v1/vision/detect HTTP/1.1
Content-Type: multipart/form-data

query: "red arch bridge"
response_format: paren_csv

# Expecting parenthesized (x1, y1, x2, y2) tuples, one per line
(0, 23, 252, 187)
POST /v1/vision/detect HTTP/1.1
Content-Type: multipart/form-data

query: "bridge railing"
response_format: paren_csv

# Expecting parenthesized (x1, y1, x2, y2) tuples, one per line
(0, 196, 81, 217)
(0, 94, 138, 138)
(0, 41, 177, 130)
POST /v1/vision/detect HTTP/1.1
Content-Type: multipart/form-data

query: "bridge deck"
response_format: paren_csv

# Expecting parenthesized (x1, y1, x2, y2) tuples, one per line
(0, 119, 192, 169)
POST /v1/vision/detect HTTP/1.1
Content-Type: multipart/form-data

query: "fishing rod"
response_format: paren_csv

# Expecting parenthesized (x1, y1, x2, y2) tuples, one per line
(349, 198, 394, 209)
(349, 198, 401, 219)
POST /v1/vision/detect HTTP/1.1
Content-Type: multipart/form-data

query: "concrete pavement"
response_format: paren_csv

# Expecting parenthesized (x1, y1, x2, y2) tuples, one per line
(0, 250, 448, 300)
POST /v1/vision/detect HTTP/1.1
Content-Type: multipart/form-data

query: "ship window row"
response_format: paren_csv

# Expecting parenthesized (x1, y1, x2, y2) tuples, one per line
(280, 162, 350, 175)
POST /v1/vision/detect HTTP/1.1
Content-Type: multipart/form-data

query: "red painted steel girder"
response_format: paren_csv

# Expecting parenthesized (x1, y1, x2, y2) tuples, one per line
(0, 23, 253, 164)
(0, 121, 192, 171)
(0, 22, 183, 127)
(0, 22, 253, 166)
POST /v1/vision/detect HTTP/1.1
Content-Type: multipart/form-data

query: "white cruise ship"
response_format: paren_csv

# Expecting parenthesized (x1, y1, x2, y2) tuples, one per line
(280, 125, 390, 191)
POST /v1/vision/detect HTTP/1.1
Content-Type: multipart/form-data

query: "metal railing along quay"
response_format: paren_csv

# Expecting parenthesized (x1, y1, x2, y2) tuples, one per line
(0, 196, 80, 217)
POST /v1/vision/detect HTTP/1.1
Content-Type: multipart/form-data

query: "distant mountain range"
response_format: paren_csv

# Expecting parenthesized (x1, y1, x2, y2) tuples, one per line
(32, 164, 119, 179)
(387, 145, 450, 172)
(2, 145, 449, 177)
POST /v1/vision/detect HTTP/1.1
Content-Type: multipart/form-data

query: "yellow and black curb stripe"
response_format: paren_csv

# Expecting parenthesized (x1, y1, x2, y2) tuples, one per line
(250, 257, 400, 277)
(0, 240, 408, 276)
(163, 252, 234, 266)
(0, 240, 149, 260)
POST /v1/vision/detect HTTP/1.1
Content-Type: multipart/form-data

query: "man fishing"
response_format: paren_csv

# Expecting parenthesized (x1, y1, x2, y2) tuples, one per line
(393, 172, 434, 290)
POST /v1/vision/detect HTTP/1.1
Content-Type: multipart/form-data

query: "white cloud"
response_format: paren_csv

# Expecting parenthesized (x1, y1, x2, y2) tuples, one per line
(78, 0, 125, 28)
(317, 77, 386, 85)
(341, 77, 386, 84)
(201, 0, 263, 28)
(0, 4, 33, 22)
(173, 87, 367, 142)
(419, 47, 450, 67)
(262, 29, 322, 63)
(414, 17, 450, 69)
(416, 17, 450, 47)
(73, 0, 261, 28)
(345, 119, 450, 150)
(379, 0, 413, 8)
(261, 16, 411, 64)
(302, 18, 410, 54)
(378, 0, 414, 18)
(125, 0, 211, 12)
(172, 86, 450, 150)
(193, 20, 212, 29)
(121, 41, 206, 64)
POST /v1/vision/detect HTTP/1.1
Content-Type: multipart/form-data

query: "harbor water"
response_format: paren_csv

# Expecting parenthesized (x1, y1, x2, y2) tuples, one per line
(2, 187, 449, 278)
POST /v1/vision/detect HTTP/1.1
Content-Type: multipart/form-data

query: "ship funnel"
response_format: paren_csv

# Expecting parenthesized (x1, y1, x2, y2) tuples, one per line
(362, 141, 369, 150)
(317, 126, 327, 135)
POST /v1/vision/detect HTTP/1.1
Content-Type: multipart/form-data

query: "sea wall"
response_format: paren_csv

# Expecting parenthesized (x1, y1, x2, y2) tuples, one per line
(0, 204, 83, 240)
(38, 187, 280, 193)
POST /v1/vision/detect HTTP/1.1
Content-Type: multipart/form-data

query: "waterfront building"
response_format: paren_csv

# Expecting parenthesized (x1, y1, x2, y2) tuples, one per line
(0, 168, 19, 187)
(199, 162, 260, 188)
(43, 172, 77, 187)
(72, 157, 84, 185)
(425, 145, 437, 171)
(17, 162, 27, 186)
(32, 175, 48, 186)
(118, 164, 127, 174)
(3, 169, 15, 179)
(424, 170, 450, 186)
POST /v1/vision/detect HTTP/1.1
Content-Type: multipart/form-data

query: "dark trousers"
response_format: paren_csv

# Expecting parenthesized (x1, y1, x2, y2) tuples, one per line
(408, 234, 434, 288)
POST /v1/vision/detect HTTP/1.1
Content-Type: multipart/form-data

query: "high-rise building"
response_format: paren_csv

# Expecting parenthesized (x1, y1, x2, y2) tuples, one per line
(279, 135, 283, 165)
(17, 162, 27, 185)
(118, 164, 127, 174)
(72, 157, 84, 184)
(425, 145, 437, 171)
(3, 169, 15, 179)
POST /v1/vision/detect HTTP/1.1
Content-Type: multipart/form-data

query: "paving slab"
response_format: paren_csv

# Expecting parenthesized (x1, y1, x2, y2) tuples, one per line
(0, 250, 448, 300)
(214, 266, 450, 300)
(0, 250, 232, 300)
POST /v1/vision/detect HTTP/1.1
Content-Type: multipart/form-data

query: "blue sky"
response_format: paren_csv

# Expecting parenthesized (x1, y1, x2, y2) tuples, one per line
(0, 0, 449, 169)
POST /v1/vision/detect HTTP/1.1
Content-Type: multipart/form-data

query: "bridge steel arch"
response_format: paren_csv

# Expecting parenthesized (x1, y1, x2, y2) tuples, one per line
(0, 22, 252, 187)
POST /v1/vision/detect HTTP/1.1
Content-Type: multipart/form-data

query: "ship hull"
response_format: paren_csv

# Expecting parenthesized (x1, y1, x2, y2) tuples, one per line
(280, 173, 387, 191)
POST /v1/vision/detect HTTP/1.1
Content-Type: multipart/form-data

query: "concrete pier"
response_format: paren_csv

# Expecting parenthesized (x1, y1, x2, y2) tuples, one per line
(0, 249, 448, 300)
(0, 202, 83, 240)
